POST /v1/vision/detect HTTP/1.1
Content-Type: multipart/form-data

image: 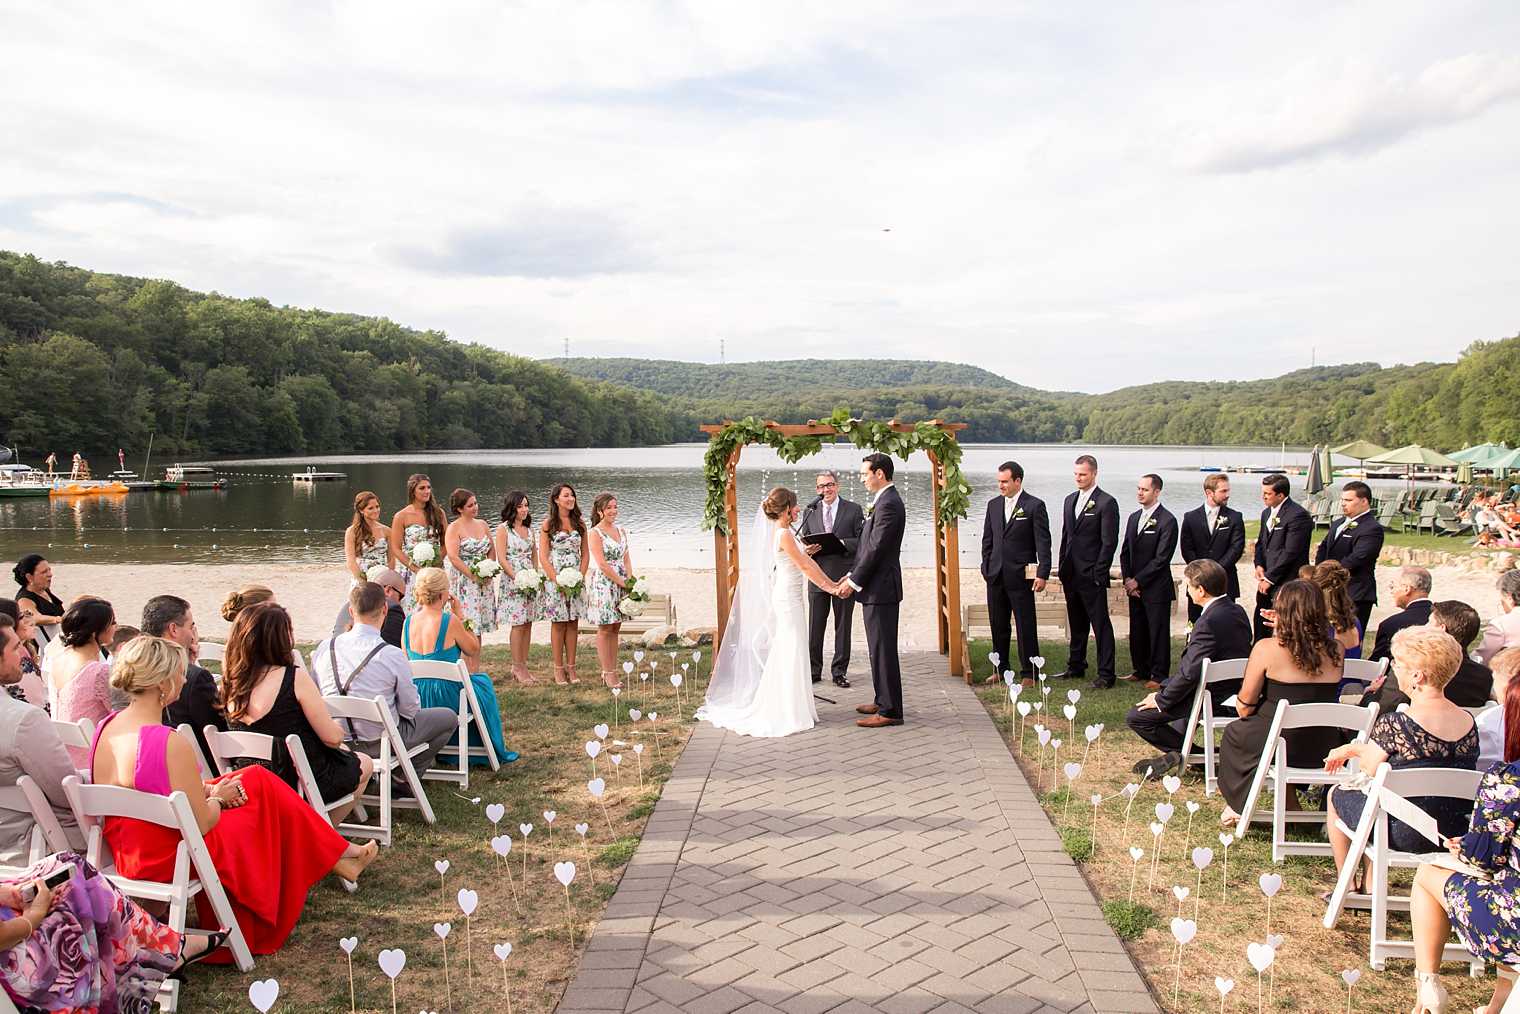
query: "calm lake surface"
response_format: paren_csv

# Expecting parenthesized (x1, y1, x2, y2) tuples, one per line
(0, 444, 1409, 569)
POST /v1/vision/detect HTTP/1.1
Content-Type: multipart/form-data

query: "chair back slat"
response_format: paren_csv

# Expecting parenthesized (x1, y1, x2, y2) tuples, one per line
(1342, 657, 1389, 685)
(1202, 658, 1248, 685)
(410, 658, 469, 684)
(51, 717, 94, 751)
(1277, 701, 1377, 734)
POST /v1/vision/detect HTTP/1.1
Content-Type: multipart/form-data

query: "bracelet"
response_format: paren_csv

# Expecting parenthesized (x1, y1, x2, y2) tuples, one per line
(14, 914, 34, 939)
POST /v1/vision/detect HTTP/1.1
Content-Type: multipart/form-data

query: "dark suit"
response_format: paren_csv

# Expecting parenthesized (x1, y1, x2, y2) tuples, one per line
(981, 492, 1052, 677)
(1179, 504, 1245, 620)
(163, 662, 225, 763)
(1121, 504, 1179, 682)
(1126, 598, 1252, 753)
(848, 485, 907, 720)
(1361, 657, 1494, 716)
(1252, 498, 1312, 640)
(380, 602, 405, 649)
(1315, 511, 1386, 634)
(1366, 598, 1433, 664)
(801, 496, 864, 680)
(1058, 486, 1120, 682)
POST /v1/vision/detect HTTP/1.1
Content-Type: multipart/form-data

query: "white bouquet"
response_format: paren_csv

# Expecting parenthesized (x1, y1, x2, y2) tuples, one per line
(513, 567, 544, 592)
(618, 597, 644, 618)
(365, 563, 390, 582)
(409, 541, 436, 566)
(555, 567, 584, 594)
(625, 575, 651, 603)
(470, 558, 501, 581)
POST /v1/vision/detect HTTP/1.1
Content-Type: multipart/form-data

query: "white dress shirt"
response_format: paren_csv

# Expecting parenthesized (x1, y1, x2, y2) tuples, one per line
(311, 622, 421, 742)
(1136, 503, 1157, 531)
(1205, 504, 1220, 534)
(1003, 491, 1022, 526)
(1074, 487, 1093, 518)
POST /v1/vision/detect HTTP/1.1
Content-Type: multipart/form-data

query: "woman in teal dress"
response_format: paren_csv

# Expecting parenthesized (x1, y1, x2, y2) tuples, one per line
(405, 568, 515, 765)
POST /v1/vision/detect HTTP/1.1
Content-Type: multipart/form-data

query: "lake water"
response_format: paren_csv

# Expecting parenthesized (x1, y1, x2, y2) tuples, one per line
(0, 444, 1411, 569)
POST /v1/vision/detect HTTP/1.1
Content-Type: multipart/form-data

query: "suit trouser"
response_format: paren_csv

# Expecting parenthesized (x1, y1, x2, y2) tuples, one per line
(1128, 593, 1171, 681)
(1125, 705, 1187, 753)
(1062, 575, 1115, 680)
(987, 571, 1039, 676)
(862, 601, 903, 720)
(808, 583, 855, 679)
(355, 707, 460, 783)
(1354, 599, 1374, 641)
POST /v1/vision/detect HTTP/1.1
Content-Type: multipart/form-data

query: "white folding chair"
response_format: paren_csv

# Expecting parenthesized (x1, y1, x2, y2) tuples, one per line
(52, 716, 95, 781)
(196, 640, 225, 675)
(409, 657, 500, 783)
(323, 694, 435, 845)
(0, 775, 76, 865)
(1177, 657, 1248, 796)
(174, 724, 215, 780)
(1323, 763, 1485, 973)
(1233, 699, 1379, 858)
(62, 774, 256, 1014)
(1342, 656, 1390, 691)
(291, 648, 307, 672)
(282, 730, 375, 843)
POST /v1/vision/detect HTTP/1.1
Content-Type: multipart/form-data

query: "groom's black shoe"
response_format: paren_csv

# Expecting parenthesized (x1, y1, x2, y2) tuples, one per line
(832, 675, 851, 689)
(1051, 670, 1085, 680)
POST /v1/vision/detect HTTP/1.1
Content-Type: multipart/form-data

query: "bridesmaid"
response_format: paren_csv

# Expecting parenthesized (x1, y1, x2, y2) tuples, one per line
(444, 487, 498, 671)
(585, 492, 636, 689)
(345, 491, 392, 584)
(539, 483, 588, 686)
(494, 491, 542, 686)
(389, 473, 448, 612)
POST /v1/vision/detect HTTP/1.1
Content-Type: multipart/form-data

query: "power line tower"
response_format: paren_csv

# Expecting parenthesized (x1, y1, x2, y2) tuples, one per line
(562, 338, 570, 359)
(719, 338, 725, 364)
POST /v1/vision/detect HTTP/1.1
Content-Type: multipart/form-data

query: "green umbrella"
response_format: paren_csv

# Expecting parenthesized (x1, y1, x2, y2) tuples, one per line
(1305, 445, 1326, 495)
(1450, 441, 1510, 463)
(1320, 444, 1335, 484)
(1482, 448, 1520, 472)
(1330, 439, 1388, 461)
(1365, 444, 1460, 467)
(1458, 461, 1474, 484)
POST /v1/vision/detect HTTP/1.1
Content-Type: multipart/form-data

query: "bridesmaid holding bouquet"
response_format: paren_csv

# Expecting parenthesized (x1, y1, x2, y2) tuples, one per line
(585, 492, 636, 688)
(539, 483, 588, 686)
(389, 473, 448, 612)
(344, 491, 392, 583)
(445, 487, 499, 671)
(494, 490, 542, 685)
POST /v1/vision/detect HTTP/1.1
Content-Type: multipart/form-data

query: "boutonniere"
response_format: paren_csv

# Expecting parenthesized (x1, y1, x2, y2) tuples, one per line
(1184, 623, 1194, 641)
(1013, 507, 1026, 520)
(1082, 501, 1096, 515)
(1344, 520, 1359, 532)
(865, 504, 874, 519)
(1266, 516, 1278, 532)
(1215, 519, 1229, 528)
(1143, 517, 1158, 533)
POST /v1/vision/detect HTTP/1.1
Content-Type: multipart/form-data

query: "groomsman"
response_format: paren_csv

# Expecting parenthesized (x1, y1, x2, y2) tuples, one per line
(1120, 474, 1179, 688)
(1179, 474, 1245, 622)
(1054, 455, 1120, 689)
(980, 461, 1052, 682)
(1314, 480, 1385, 635)
(801, 470, 863, 688)
(1252, 473, 1312, 640)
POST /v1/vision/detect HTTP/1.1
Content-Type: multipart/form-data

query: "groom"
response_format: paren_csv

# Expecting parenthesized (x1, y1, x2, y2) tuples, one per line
(838, 453, 906, 728)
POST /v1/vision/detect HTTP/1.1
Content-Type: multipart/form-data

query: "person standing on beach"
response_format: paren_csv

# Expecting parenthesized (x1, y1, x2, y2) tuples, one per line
(1314, 480, 1384, 637)
(1054, 455, 1120, 689)
(1179, 474, 1244, 622)
(979, 461, 1050, 684)
(1252, 472, 1311, 640)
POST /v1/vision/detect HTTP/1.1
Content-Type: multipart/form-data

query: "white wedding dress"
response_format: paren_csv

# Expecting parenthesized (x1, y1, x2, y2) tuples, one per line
(697, 525, 818, 738)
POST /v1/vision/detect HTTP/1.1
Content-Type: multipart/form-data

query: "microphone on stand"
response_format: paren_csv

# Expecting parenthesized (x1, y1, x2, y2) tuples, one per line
(794, 495, 824, 534)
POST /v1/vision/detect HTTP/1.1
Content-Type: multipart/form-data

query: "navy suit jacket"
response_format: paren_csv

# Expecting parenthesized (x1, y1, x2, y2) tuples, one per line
(1121, 505, 1179, 602)
(801, 497, 865, 582)
(1155, 598, 1254, 714)
(1059, 487, 1120, 587)
(1315, 513, 1385, 604)
(1367, 599, 1433, 663)
(1253, 498, 1312, 590)
(1180, 505, 1245, 600)
(981, 493, 1052, 583)
(849, 486, 905, 605)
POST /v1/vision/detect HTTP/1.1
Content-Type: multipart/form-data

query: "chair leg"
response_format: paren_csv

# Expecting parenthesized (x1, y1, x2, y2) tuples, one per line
(1272, 769, 1287, 863)
(379, 769, 393, 847)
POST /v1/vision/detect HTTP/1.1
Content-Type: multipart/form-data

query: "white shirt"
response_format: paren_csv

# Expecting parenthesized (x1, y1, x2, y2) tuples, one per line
(1338, 508, 1371, 537)
(1204, 504, 1220, 533)
(1074, 487, 1093, 518)
(1136, 503, 1157, 531)
(311, 622, 421, 742)
(1266, 504, 1282, 531)
(1003, 491, 1022, 525)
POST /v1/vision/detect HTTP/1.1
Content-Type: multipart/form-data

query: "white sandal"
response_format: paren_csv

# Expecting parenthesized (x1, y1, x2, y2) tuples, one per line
(1414, 970, 1450, 1014)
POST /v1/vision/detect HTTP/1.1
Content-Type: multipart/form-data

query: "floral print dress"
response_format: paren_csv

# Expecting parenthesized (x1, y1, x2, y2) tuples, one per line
(496, 526, 542, 627)
(584, 527, 629, 626)
(400, 523, 436, 612)
(541, 529, 584, 622)
(353, 536, 389, 584)
(447, 532, 499, 634)
(1444, 760, 1520, 965)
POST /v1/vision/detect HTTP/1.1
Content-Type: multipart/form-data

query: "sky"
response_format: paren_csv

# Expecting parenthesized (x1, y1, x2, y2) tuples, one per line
(2, 1, 1518, 393)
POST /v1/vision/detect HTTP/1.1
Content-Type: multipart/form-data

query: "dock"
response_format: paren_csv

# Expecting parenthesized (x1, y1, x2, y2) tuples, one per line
(291, 470, 347, 482)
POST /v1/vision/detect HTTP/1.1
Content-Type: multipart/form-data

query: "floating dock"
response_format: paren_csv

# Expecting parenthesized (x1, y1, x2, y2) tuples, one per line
(292, 470, 347, 482)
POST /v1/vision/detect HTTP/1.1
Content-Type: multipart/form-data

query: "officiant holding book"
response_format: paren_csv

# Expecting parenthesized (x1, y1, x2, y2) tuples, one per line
(801, 470, 864, 688)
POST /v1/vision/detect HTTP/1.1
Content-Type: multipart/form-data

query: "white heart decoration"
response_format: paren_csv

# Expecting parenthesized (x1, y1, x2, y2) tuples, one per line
(1129, 846, 1144, 861)
(1161, 775, 1182, 795)
(587, 778, 606, 798)
(1009, 685, 1022, 703)
(1149, 821, 1164, 837)
(1219, 832, 1235, 847)
(593, 724, 609, 740)
(543, 811, 557, 823)
(1247, 941, 1275, 973)
(485, 803, 505, 824)
(1155, 802, 1175, 824)
(585, 741, 601, 759)
(1259, 872, 1282, 898)
(1215, 977, 1234, 996)
(1033, 702, 1043, 712)
(612, 687, 622, 699)
(693, 650, 702, 663)
(633, 650, 645, 662)
(1123, 783, 1140, 798)
(249, 979, 280, 1013)
(1064, 762, 1081, 780)
(648, 712, 657, 721)
(628, 709, 642, 721)
(1191, 847, 1213, 870)
(1031, 655, 1046, 669)
(1002, 672, 1015, 687)
(339, 936, 357, 954)
(378, 948, 407, 979)
(434, 859, 450, 876)
(1186, 800, 1200, 815)
(495, 942, 513, 961)
(490, 835, 511, 857)
(1051, 738, 1062, 750)
(1341, 969, 1360, 986)
(634, 743, 644, 755)
(1172, 885, 1190, 902)
(553, 861, 576, 886)
(988, 651, 1001, 665)
(457, 889, 479, 916)
(1037, 729, 1051, 746)
(622, 661, 634, 673)
(1170, 917, 1197, 945)
(1266, 933, 1284, 951)
(1090, 793, 1103, 805)
(434, 922, 451, 939)
(1062, 705, 1077, 721)
(574, 822, 589, 837)
(1067, 689, 1081, 704)
(519, 823, 533, 837)
(1017, 702, 1031, 717)
(610, 754, 622, 766)
(671, 674, 683, 687)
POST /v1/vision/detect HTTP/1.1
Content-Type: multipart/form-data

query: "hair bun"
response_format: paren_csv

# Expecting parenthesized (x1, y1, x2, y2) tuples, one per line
(762, 487, 797, 520)
(220, 592, 243, 622)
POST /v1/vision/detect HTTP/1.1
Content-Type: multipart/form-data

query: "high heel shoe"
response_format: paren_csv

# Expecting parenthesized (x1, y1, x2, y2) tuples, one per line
(512, 663, 538, 686)
(1413, 970, 1449, 1014)
(602, 670, 623, 689)
(553, 665, 571, 686)
(170, 928, 231, 977)
(566, 664, 581, 684)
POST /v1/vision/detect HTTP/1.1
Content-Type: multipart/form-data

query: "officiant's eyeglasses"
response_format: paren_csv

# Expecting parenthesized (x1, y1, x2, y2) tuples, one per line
(816, 481, 837, 490)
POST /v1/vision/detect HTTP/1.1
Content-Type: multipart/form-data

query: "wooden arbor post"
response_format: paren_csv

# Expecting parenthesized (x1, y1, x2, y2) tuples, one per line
(699, 419, 967, 679)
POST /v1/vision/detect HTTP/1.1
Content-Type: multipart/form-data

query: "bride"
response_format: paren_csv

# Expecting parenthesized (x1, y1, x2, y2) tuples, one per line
(697, 486, 842, 738)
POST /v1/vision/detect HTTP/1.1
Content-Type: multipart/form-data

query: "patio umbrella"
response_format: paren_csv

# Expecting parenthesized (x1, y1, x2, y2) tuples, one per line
(1482, 447, 1520, 477)
(1304, 445, 1326, 495)
(1458, 461, 1474, 485)
(1450, 441, 1510, 463)
(1320, 444, 1335, 484)
(1365, 444, 1460, 468)
(1330, 439, 1388, 461)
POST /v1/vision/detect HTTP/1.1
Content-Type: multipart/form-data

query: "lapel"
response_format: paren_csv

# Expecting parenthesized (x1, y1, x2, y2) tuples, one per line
(1002, 495, 1017, 533)
(1075, 489, 1096, 528)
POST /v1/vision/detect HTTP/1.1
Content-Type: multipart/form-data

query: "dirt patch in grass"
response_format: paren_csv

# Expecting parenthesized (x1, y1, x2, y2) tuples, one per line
(180, 644, 707, 1012)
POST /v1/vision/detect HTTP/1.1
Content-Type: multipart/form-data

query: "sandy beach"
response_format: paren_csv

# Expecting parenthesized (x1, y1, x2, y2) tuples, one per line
(33, 559, 1512, 651)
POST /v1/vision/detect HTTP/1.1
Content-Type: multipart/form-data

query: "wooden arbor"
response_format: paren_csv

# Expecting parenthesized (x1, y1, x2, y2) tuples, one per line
(699, 419, 968, 678)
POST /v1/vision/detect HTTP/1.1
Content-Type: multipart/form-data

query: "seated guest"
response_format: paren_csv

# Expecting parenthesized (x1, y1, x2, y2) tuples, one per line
(1367, 566, 1433, 663)
(1477, 648, 1520, 771)
(90, 635, 380, 960)
(220, 584, 275, 626)
(1126, 560, 1252, 777)
(312, 582, 457, 787)
(332, 568, 406, 648)
(1406, 673, 1520, 1014)
(50, 598, 118, 735)
(222, 603, 373, 823)
(11, 554, 63, 647)
(1472, 491, 1520, 545)
(1362, 601, 1493, 715)
(0, 600, 46, 709)
(403, 569, 516, 764)
(1325, 627, 1478, 892)
(1477, 569, 1520, 665)
(0, 617, 81, 864)
(1217, 580, 1345, 826)
(110, 625, 140, 655)
(1308, 560, 1362, 660)
(141, 594, 226, 763)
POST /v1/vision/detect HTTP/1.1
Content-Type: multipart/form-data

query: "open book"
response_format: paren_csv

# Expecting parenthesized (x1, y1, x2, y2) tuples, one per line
(1379, 788, 1490, 881)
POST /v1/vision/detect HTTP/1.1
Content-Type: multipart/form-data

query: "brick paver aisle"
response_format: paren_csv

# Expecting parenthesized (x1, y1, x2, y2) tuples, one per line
(559, 653, 1158, 1014)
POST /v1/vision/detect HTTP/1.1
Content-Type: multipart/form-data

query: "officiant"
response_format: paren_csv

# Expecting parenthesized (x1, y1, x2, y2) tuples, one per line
(801, 470, 863, 688)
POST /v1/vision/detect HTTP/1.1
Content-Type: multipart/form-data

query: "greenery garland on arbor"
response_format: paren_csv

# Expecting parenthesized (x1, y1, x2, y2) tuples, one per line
(701, 408, 971, 534)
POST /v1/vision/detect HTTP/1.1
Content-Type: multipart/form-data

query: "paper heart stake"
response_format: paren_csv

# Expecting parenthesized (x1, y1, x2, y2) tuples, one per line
(555, 861, 578, 948)
(339, 937, 358, 1013)
(1161, 774, 1182, 796)
(632, 741, 645, 787)
(1247, 940, 1275, 1013)
(1062, 762, 1082, 818)
(593, 723, 609, 741)
(1148, 821, 1165, 889)
(1128, 846, 1144, 903)
(1219, 832, 1235, 898)
(1341, 967, 1360, 1014)
(1079, 722, 1103, 768)
(1030, 654, 1046, 673)
(1181, 799, 1201, 861)
(1265, 933, 1284, 1007)
(1190, 846, 1213, 919)
(628, 708, 642, 722)
(1090, 792, 1103, 845)
(1258, 872, 1282, 933)
(1170, 917, 1198, 1007)
(1215, 975, 1234, 1014)
(249, 979, 280, 1013)
(588, 777, 614, 833)
(574, 821, 595, 886)
(485, 802, 505, 828)
(584, 739, 600, 778)
(434, 858, 450, 904)
(457, 889, 479, 983)
(377, 949, 406, 1014)
(495, 942, 514, 1014)
(543, 810, 557, 846)
(520, 824, 533, 878)
(609, 752, 623, 783)
(433, 922, 453, 1009)
(647, 711, 661, 757)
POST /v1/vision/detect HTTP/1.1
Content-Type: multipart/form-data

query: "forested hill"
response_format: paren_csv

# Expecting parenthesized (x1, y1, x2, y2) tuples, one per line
(552, 357, 1059, 397)
(0, 252, 684, 457)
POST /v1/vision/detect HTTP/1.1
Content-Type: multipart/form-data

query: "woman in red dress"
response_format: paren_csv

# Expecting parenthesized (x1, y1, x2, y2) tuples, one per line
(88, 636, 380, 961)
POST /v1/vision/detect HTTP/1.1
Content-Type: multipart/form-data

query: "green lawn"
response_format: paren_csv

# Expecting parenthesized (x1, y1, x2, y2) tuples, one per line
(1242, 519, 1480, 556)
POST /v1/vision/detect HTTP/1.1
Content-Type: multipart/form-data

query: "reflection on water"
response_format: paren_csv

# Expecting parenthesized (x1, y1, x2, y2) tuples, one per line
(0, 444, 1421, 568)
